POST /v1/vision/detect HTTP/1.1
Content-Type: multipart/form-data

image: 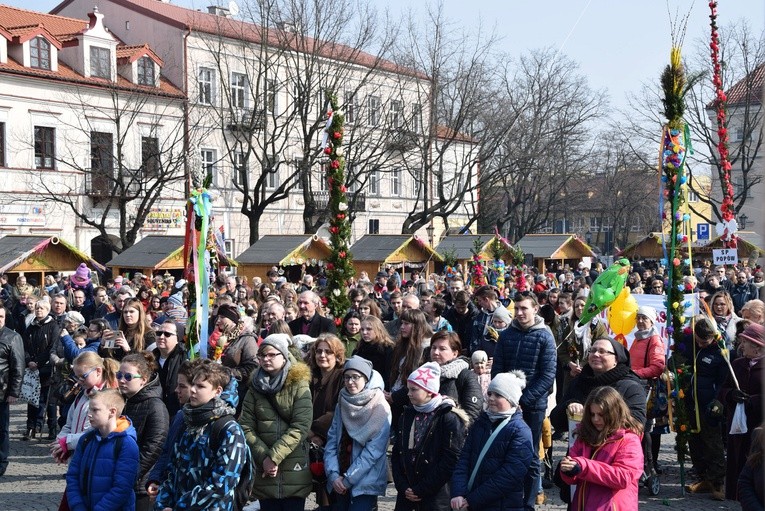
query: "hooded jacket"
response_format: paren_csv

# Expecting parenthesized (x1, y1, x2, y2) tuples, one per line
(561, 428, 643, 511)
(392, 401, 469, 511)
(450, 411, 533, 511)
(123, 374, 169, 496)
(240, 356, 313, 500)
(491, 316, 557, 411)
(155, 379, 249, 511)
(65, 417, 140, 511)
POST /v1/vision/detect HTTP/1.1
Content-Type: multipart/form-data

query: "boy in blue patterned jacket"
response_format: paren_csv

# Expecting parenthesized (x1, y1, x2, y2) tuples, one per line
(155, 360, 250, 511)
(66, 389, 139, 511)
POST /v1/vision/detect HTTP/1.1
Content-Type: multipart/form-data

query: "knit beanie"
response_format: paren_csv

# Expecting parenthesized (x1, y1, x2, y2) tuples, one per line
(260, 333, 291, 359)
(343, 355, 373, 382)
(637, 305, 657, 324)
(488, 370, 526, 406)
(70, 263, 91, 287)
(492, 306, 512, 325)
(217, 303, 241, 324)
(168, 292, 184, 308)
(64, 311, 85, 325)
(408, 361, 441, 396)
(471, 350, 488, 364)
(603, 337, 630, 365)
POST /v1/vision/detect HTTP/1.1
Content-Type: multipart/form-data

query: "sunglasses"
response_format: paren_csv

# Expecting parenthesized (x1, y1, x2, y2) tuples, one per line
(76, 367, 97, 381)
(116, 371, 143, 382)
(156, 331, 176, 337)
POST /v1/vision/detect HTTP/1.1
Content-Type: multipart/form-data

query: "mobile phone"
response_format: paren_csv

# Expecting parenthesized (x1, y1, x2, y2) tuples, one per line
(102, 330, 116, 348)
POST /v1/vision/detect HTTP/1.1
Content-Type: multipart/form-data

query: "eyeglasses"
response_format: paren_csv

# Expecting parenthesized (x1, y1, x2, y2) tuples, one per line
(76, 367, 97, 381)
(156, 331, 176, 337)
(343, 374, 364, 383)
(116, 371, 143, 382)
(588, 348, 616, 356)
(257, 352, 283, 360)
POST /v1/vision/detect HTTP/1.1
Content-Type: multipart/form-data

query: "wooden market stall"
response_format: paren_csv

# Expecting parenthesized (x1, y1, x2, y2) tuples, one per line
(515, 234, 596, 273)
(236, 235, 333, 282)
(351, 234, 442, 280)
(107, 235, 237, 279)
(692, 231, 764, 263)
(435, 234, 515, 276)
(617, 233, 669, 261)
(0, 235, 105, 286)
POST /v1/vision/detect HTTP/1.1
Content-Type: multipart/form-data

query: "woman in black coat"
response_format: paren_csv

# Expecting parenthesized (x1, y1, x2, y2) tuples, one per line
(550, 336, 646, 434)
(22, 299, 60, 439)
(119, 352, 169, 511)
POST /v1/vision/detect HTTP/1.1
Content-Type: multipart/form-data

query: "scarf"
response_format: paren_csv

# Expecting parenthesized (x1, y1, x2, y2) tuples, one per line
(573, 321, 593, 357)
(578, 363, 631, 392)
(634, 326, 657, 341)
(487, 406, 517, 422)
(251, 358, 293, 396)
(413, 394, 454, 414)
(440, 357, 469, 380)
(182, 396, 235, 432)
(339, 385, 389, 444)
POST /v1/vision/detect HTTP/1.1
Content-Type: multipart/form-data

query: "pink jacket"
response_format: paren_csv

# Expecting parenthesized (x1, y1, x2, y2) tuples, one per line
(629, 333, 665, 380)
(561, 428, 643, 511)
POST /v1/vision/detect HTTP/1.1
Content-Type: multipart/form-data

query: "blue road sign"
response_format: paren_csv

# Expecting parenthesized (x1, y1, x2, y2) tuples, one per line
(697, 223, 710, 240)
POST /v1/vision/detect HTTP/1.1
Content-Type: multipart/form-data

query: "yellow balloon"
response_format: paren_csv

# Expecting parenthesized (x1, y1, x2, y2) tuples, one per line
(608, 288, 638, 337)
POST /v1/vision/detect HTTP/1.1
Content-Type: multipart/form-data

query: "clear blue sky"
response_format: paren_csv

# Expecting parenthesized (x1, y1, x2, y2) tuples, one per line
(10, 0, 765, 110)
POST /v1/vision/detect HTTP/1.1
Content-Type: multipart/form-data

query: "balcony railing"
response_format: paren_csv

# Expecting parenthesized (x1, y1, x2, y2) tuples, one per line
(85, 169, 141, 199)
(312, 190, 366, 212)
(227, 108, 265, 132)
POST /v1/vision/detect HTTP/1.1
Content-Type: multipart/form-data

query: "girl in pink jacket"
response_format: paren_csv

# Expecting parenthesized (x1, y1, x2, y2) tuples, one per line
(560, 386, 644, 511)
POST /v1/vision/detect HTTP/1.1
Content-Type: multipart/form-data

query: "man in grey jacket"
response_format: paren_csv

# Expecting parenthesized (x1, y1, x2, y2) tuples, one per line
(0, 306, 24, 476)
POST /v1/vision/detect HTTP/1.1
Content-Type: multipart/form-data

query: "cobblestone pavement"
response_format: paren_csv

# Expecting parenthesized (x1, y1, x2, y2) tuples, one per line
(0, 404, 743, 510)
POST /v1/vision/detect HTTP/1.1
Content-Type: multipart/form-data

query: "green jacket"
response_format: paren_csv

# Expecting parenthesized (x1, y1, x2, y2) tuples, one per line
(240, 358, 313, 500)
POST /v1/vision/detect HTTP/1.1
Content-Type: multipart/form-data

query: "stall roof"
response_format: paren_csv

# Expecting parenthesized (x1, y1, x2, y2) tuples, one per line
(107, 235, 237, 269)
(436, 235, 513, 260)
(617, 233, 668, 260)
(515, 234, 596, 259)
(0, 235, 105, 274)
(237, 235, 332, 265)
(351, 235, 442, 262)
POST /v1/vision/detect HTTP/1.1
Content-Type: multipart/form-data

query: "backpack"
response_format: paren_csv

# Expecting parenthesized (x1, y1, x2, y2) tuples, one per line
(209, 416, 253, 511)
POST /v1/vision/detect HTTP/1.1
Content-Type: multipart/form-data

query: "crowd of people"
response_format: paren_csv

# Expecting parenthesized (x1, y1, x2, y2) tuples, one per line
(0, 258, 762, 511)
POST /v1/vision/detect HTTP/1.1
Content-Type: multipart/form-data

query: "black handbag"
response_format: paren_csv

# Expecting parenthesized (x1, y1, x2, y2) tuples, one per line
(53, 374, 81, 405)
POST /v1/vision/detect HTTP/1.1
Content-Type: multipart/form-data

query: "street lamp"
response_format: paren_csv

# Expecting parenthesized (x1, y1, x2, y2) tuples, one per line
(739, 213, 748, 230)
(426, 223, 435, 246)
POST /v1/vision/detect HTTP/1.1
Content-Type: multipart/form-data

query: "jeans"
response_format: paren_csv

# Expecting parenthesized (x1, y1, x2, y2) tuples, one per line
(0, 400, 9, 471)
(522, 408, 546, 511)
(259, 497, 307, 511)
(331, 493, 377, 511)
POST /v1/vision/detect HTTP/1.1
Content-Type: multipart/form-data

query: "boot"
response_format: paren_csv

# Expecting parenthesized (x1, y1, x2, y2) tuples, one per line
(710, 483, 725, 501)
(47, 426, 57, 440)
(685, 480, 714, 493)
(21, 429, 32, 441)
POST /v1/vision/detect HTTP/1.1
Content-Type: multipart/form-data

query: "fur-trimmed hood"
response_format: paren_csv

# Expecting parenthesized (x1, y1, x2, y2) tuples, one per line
(285, 358, 311, 385)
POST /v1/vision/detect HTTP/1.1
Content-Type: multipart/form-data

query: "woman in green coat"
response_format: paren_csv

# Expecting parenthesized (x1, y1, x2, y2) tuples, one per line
(240, 333, 313, 511)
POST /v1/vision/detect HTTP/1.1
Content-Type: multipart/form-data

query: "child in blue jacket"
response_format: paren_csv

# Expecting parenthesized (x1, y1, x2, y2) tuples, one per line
(66, 388, 140, 511)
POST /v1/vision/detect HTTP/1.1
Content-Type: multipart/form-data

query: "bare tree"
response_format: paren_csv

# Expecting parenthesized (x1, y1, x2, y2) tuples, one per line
(479, 48, 606, 242)
(24, 85, 189, 254)
(197, 0, 401, 243)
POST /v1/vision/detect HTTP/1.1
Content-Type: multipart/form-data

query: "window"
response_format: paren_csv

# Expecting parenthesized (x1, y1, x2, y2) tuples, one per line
(201, 149, 217, 185)
(231, 72, 247, 109)
(34, 126, 55, 169)
(137, 57, 155, 86)
(30, 37, 51, 70)
(264, 155, 279, 189)
(346, 163, 359, 192)
(293, 158, 304, 191)
(91, 132, 113, 175)
(589, 217, 599, 233)
(265, 79, 277, 114)
(367, 96, 381, 126)
(198, 67, 215, 105)
(0, 122, 5, 167)
(233, 152, 247, 186)
(319, 164, 330, 191)
(687, 189, 699, 202)
(412, 104, 422, 133)
(344, 91, 356, 123)
(369, 169, 379, 195)
(141, 136, 160, 177)
(90, 46, 111, 79)
(368, 219, 380, 234)
(391, 169, 401, 196)
(388, 100, 403, 128)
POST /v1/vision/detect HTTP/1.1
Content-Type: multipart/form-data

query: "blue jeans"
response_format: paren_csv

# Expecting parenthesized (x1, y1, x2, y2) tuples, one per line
(522, 408, 546, 511)
(331, 493, 377, 511)
(0, 400, 9, 471)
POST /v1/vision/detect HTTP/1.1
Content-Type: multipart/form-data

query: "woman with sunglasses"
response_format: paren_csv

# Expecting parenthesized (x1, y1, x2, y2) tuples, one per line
(119, 352, 170, 511)
(240, 334, 313, 511)
(50, 351, 119, 463)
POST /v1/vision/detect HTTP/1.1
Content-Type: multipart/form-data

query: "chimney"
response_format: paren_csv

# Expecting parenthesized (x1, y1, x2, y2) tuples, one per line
(207, 5, 231, 17)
